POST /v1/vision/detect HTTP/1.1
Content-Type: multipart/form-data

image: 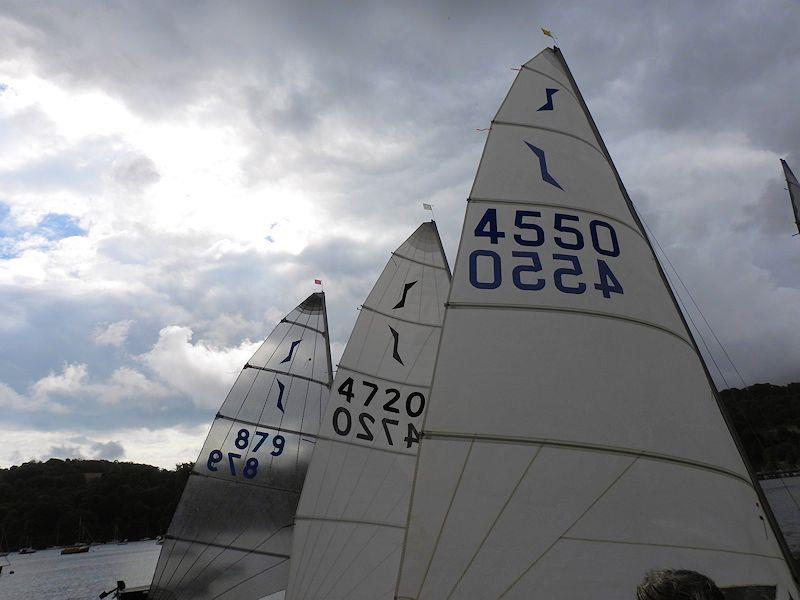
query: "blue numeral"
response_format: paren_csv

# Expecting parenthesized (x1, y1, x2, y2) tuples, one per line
(554, 213, 584, 250)
(252, 431, 269, 452)
(512, 251, 545, 291)
(469, 250, 502, 289)
(590, 220, 620, 257)
(227, 452, 241, 476)
(474, 209, 505, 244)
(553, 254, 586, 294)
(206, 450, 222, 472)
(595, 259, 624, 298)
(513, 210, 544, 246)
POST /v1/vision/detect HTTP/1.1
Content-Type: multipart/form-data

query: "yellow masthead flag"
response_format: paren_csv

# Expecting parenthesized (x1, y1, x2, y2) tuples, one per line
(541, 27, 553, 37)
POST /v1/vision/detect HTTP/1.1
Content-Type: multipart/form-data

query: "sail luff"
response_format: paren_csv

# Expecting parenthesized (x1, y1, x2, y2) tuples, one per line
(781, 159, 800, 235)
(554, 46, 800, 584)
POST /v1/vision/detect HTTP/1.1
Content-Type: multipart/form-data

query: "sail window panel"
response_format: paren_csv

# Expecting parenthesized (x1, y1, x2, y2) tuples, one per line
(501, 538, 794, 600)
(297, 438, 414, 524)
(166, 476, 295, 555)
(452, 200, 686, 335)
(290, 521, 402, 600)
(494, 68, 595, 143)
(425, 309, 747, 476)
(567, 460, 777, 556)
(363, 260, 450, 326)
(247, 322, 329, 385)
(151, 539, 290, 600)
(470, 125, 637, 229)
(197, 418, 314, 491)
(396, 438, 474, 600)
(416, 442, 540, 599)
(338, 314, 441, 387)
(436, 447, 634, 600)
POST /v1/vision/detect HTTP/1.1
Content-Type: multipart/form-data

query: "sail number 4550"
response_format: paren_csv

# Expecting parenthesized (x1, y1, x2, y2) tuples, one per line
(469, 208, 624, 298)
(332, 377, 423, 449)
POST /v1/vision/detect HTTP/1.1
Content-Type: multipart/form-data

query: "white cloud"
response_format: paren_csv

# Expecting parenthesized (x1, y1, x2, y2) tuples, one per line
(92, 319, 134, 347)
(138, 325, 260, 409)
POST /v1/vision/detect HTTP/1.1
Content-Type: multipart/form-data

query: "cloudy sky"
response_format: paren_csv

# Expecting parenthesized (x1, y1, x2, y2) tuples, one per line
(0, 0, 798, 469)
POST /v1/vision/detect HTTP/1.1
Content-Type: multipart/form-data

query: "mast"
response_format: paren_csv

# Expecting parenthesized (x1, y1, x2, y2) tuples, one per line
(150, 292, 333, 600)
(394, 47, 800, 598)
(285, 222, 451, 600)
(781, 159, 800, 236)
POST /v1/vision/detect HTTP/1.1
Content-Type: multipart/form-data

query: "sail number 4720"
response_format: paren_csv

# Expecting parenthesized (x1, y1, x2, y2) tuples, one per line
(332, 377, 423, 449)
(469, 208, 624, 298)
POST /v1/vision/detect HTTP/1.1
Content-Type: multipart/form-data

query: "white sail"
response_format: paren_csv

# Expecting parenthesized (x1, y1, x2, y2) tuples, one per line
(780, 159, 800, 236)
(285, 222, 450, 600)
(150, 292, 333, 600)
(395, 48, 799, 599)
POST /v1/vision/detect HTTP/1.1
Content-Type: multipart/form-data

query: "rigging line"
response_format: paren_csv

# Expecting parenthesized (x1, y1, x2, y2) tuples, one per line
(445, 445, 543, 600)
(177, 524, 294, 596)
(177, 307, 320, 590)
(305, 452, 408, 599)
(340, 544, 403, 599)
(640, 217, 746, 386)
(498, 456, 640, 597)
(415, 440, 475, 598)
(207, 557, 290, 600)
(160, 305, 312, 591)
(639, 219, 800, 512)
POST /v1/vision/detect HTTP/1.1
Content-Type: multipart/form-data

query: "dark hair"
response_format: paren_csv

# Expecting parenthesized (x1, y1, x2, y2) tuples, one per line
(636, 569, 725, 600)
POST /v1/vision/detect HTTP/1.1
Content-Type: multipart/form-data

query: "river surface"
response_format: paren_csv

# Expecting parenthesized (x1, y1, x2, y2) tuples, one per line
(2, 479, 800, 599)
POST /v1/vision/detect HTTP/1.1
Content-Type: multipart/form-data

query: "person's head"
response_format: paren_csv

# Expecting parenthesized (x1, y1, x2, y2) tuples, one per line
(636, 569, 725, 600)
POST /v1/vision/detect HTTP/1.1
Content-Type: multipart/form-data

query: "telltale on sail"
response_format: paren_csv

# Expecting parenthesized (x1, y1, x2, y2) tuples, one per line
(392, 47, 800, 599)
(148, 292, 333, 600)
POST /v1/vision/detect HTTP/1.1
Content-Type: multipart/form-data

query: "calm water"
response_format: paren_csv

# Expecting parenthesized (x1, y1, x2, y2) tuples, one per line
(2, 480, 800, 599)
(0, 541, 160, 600)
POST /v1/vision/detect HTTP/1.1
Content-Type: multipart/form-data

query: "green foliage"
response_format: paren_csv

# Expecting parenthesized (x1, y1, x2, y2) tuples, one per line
(722, 382, 800, 474)
(0, 459, 191, 551)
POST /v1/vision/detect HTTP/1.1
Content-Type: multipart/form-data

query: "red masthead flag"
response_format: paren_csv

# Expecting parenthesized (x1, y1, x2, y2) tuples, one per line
(314, 279, 322, 285)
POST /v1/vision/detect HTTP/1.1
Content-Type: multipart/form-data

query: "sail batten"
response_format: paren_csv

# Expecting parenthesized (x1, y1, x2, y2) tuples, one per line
(150, 292, 333, 600)
(394, 47, 799, 599)
(285, 222, 451, 600)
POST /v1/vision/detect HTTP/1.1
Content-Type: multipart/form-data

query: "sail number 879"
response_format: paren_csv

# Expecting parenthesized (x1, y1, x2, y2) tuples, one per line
(206, 428, 285, 480)
(469, 208, 624, 299)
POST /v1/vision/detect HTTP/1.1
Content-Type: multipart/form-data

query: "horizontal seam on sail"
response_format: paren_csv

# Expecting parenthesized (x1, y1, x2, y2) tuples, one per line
(244, 363, 331, 388)
(281, 317, 327, 336)
(422, 431, 752, 486)
(392, 251, 447, 270)
(559, 536, 784, 561)
(467, 197, 645, 241)
(164, 534, 291, 559)
(336, 363, 430, 389)
(315, 433, 417, 457)
(360, 304, 443, 328)
(445, 302, 692, 348)
(520, 65, 575, 100)
(294, 514, 406, 530)
(491, 120, 604, 157)
(215, 413, 321, 440)
(189, 470, 302, 495)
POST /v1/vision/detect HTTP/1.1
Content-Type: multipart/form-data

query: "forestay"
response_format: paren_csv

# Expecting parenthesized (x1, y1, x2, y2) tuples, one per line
(285, 222, 450, 600)
(780, 159, 800, 236)
(150, 292, 332, 600)
(395, 48, 800, 599)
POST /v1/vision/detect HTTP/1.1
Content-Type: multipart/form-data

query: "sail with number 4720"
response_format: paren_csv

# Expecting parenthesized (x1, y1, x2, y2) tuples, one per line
(286, 222, 450, 600)
(150, 292, 332, 600)
(394, 47, 800, 599)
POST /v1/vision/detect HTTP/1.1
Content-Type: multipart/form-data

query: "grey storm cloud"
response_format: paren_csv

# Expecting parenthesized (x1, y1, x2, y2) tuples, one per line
(90, 440, 125, 460)
(0, 0, 798, 466)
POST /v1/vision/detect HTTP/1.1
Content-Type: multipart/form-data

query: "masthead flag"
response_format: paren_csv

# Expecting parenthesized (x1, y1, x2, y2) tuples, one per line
(423, 203, 433, 211)
(541, 27, 556, 39)
(314, 279, 322, 285)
